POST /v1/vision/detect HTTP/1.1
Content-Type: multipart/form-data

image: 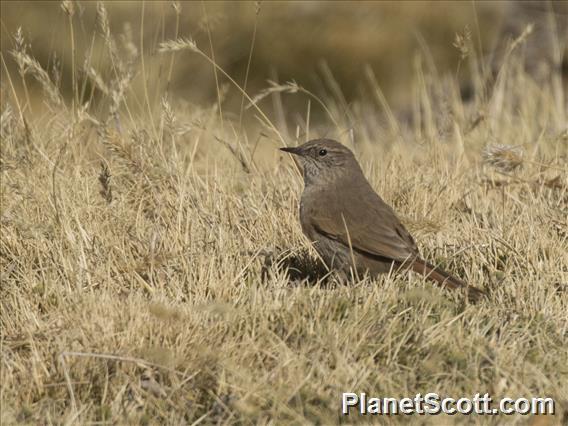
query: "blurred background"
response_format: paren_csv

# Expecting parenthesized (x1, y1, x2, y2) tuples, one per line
(1, 1, 567, 125)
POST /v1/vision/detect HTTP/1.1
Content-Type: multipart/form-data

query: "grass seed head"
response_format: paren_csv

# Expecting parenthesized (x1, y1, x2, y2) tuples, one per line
(482, 144, 524, 172)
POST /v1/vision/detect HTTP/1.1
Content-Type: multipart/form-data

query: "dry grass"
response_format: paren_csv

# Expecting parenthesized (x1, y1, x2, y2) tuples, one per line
(1, 3, 568, 425)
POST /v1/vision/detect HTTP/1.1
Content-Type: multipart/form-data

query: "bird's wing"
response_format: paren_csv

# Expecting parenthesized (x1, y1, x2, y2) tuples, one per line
(310, 180, 419, 262)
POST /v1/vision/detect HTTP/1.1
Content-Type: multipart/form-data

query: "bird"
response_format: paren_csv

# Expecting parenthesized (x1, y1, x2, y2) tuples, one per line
(280, 138, 485, 301)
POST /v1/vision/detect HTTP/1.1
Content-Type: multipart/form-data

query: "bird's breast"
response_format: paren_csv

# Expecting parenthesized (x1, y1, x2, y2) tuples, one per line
(298, 194, 315, 240)
(299, 185, 336, 241)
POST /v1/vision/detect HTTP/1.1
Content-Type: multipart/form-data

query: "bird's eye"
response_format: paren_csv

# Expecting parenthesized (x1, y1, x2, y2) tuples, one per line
(318, 149, 327, 157)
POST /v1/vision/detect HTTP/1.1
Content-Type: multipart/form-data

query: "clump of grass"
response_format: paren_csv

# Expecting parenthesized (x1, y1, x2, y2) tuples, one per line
(482, 143, 524, 172)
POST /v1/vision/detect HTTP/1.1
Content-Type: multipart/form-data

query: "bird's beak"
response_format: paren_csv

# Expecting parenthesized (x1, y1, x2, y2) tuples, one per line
(280, 146, 302, 156)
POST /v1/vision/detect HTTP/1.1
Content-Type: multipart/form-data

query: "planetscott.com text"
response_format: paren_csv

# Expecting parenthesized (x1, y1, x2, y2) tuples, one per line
(341, 392, 555, 416)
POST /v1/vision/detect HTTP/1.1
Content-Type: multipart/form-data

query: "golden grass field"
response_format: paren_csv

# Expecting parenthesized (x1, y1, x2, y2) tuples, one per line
(1, 1, 567, 424)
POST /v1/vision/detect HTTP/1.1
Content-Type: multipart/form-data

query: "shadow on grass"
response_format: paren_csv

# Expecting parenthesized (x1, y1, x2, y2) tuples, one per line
(260, 248, 334, 287)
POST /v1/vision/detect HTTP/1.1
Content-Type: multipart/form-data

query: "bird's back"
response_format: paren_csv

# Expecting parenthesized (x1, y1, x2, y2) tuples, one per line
(300, 167, 419, 267)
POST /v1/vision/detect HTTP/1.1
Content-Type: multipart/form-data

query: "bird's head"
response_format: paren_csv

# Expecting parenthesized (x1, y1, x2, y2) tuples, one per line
(280, 139, 360, 186)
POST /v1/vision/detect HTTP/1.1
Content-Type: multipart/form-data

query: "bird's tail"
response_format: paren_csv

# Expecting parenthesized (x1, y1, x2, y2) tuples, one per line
(410, 258, 486, 302)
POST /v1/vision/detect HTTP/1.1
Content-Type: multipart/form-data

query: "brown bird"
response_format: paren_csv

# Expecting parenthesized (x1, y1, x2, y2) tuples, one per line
(281, 138, 485, 301)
